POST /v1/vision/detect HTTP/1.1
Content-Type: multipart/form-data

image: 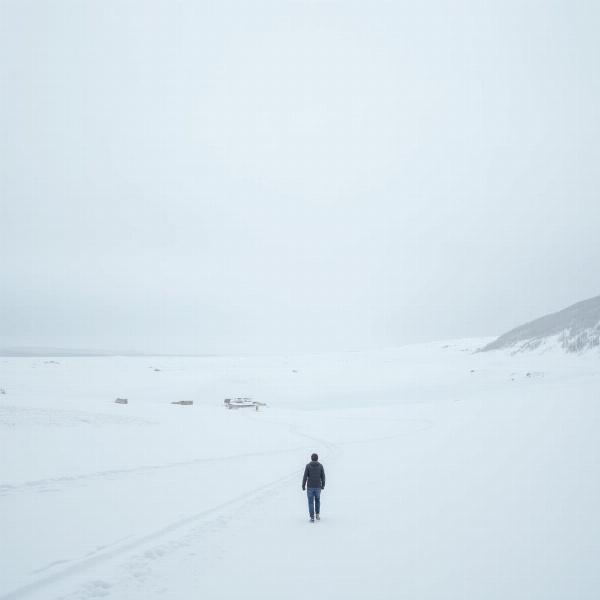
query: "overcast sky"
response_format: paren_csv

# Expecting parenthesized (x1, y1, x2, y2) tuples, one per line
(1, 1, 599, 354)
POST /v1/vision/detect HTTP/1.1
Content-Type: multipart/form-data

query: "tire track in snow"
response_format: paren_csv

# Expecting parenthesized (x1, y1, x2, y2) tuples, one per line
(0, 414, 325, 600)
(0, 446, 306, 498)
(0, 467, 304, 600)
(1, 411, 430, 599)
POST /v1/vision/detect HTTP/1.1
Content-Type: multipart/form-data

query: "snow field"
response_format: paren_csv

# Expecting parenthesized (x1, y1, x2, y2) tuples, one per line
(1, 342, 599, 599)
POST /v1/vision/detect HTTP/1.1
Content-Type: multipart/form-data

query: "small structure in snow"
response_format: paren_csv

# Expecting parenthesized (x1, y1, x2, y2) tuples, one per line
(0, 388, 6, 394)
(172, 400, 193, 405)
(115, 398, 128, 404)
(224, 398, 266, 411)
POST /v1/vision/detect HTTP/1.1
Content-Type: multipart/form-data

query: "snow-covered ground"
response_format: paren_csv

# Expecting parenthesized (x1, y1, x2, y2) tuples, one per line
(1, 340, 599, 599)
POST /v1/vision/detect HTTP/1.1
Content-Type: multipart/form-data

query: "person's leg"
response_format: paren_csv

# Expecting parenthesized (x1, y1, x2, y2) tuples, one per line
(307, 488, 315, 518)
(315, 488, 321, 515)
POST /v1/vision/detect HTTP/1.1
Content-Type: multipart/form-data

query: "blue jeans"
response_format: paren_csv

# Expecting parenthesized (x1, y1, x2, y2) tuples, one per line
(307, 487, 321, 517)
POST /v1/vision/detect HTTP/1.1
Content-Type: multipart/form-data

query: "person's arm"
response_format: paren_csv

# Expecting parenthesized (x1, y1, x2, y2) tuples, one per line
(302, 465, 309, 490)
(321, 465, 325, 489)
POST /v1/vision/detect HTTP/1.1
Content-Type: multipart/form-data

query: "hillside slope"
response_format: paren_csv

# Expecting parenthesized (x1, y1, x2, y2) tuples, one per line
(482, 295, 600, 353)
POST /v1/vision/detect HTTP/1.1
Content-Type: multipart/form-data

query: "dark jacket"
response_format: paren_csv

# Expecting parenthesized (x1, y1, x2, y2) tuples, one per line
(302, 460, 325, 490)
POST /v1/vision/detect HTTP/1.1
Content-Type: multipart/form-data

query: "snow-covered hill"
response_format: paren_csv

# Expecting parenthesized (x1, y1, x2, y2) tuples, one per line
(482, 295, 600, 354)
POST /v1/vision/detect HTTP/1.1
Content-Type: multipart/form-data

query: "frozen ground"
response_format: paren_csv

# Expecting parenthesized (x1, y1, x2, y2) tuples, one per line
(1, 340, 599, 599)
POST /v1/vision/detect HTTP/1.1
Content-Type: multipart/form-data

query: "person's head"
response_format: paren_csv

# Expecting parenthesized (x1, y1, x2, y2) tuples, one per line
(311, 453, 318, 461)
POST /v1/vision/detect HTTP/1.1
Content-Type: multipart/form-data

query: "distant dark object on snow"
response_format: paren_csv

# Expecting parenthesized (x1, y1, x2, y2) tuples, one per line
(224, 398, 266, 411)
(172, 400, 193, 405)
(482, 294, 600, 354)
(115, 398, 128, 404)
(0, 388, 6, 395)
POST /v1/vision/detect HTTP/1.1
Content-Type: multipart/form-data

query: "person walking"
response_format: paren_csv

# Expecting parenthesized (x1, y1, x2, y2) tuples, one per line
(302, 453, 325, 522)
